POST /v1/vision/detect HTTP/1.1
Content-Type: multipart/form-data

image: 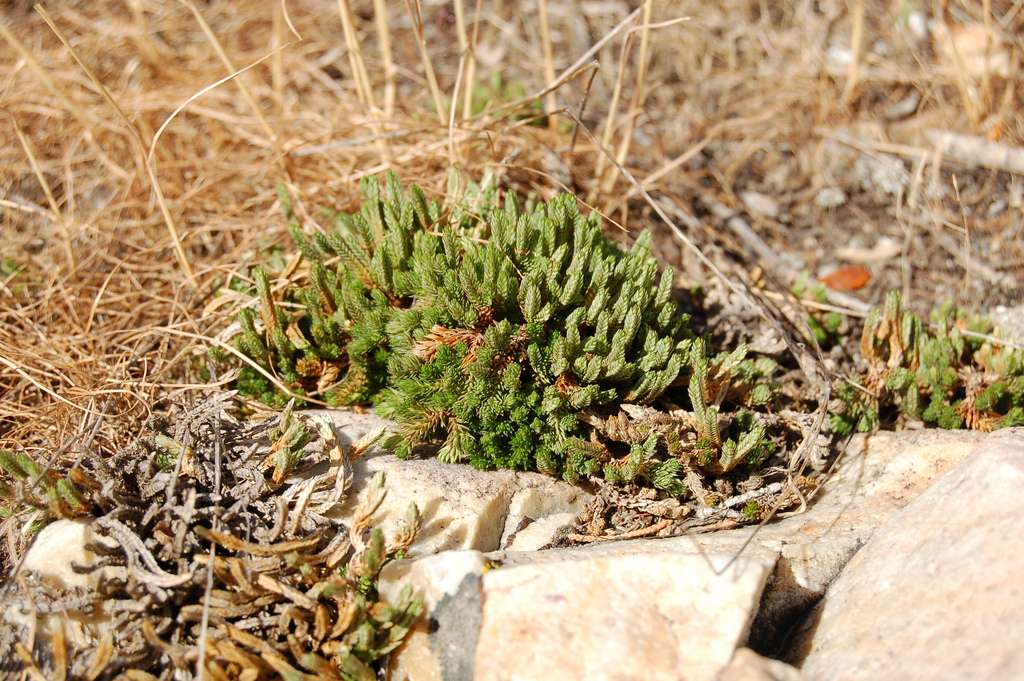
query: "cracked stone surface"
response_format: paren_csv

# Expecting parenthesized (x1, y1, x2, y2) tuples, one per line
(717, 648, 803, 681)
(787, 430, 1024, 680)
(379, 551, 488, 681)
(380, 545, 775, 681)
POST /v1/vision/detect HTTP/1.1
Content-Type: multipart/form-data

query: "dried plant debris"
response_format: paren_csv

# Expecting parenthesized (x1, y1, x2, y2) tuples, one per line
(557, 402, 822, 545)
(1, 395, 421, 680)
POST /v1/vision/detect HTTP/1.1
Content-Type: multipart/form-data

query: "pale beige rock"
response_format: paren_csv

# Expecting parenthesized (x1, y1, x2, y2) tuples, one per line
(11, 520, 111, 650)
(726, 428, 988, 651)
(500, 475, 591, 549)
(337, 453, 518, 555)
(21, 519, 97, 589)
(789, 431, 1024, 681)
(308, 408, 592, 555)
(717, 648, 803, 681)
(475, 550, 774, 681)
(379, 551, 488, 681)
(490, 429, 994, 654)
(503, 511, 576, 551)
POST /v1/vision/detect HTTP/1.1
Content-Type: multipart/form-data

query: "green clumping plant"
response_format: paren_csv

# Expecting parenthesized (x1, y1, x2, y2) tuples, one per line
(831, 290, 1024, 435)
(676, 338, 776, 475)
(577, 338, 779, 496)
(792, 272, 844, 347)
(741, 500, 761, 521)
(227, 172, 782, 489)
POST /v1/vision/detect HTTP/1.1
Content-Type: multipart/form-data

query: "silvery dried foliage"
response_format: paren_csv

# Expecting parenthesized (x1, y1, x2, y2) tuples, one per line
(2, 394, 422, 681)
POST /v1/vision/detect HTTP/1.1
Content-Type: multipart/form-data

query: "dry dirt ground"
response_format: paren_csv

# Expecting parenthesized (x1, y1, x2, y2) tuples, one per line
(1, 0, 1022, 562)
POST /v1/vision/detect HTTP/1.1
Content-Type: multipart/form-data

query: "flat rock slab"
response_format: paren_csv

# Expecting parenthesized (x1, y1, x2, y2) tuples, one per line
(375, 428, 1016, 680)
(788, 429, 1024, 680)
(381, 545, 775, 681)
(491, 428, 996, 653)
(305, 409, 590, 555)
(476, 551, 773, 681)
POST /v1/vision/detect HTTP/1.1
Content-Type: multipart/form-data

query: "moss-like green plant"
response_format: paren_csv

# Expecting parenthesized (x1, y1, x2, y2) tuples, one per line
(792, 272, 844, 347)
(0, 450, 87, 522)
(831, 291, 1024, 434)
(227, 173, 782, 488)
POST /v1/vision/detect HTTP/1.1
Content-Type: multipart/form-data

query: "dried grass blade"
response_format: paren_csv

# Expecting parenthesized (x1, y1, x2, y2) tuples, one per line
(195, 526, 321, 556)
(35, 4, 195, 285)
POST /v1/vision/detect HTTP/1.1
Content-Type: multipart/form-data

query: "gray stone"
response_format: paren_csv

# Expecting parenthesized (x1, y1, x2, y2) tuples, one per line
(788, 430, 1024, 680)
(379, 551, 488, 681)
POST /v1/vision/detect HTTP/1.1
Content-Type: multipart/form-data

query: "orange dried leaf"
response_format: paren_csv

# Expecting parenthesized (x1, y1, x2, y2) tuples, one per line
(820, 265, 871, 292)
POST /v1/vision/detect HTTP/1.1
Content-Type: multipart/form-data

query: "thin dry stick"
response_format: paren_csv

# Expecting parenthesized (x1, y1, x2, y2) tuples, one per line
(569, 65, 598, 154)
(461, 0, 484, 121)
(537, 0, 558, 128)
(149, 327, 330, 407)
(841, 0, 864, 105)
(372, 0, 396, 116)
(952, 174, 972, 292)
(35, 5, 196, 285)
(147, 43, 297, 163)
(337, 0, 376, 109)
(127, 0, 161, 68)
(453, 0, 469, 70)
(280, 0, 302, 39)
(620, 109, 775, 204)
(271, 2, 284, 114)
(602, 0, 653, 193)
(12, 119, 75, 271)
(448, 46, 469, 164)
(592, 24, 634, 189)
(0, 354, 109, 417)
(183, 1, 279, 147)
(472, 6, 643, 123)
(406, 0, 448, 125)
(0, 20, 130, 181)
(924, 129, 1024, 174)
